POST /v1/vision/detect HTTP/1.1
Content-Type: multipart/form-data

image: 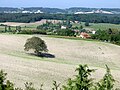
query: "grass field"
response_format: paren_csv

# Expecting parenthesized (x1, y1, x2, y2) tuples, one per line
(0, 34, 120, 89)
(73, 22, 120, 31)
(90, 23, 120, 30)
(0, 26, 5, 31)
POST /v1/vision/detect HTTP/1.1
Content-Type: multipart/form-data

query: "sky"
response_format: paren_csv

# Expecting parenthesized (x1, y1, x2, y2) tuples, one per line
(0, 0, 120, 8)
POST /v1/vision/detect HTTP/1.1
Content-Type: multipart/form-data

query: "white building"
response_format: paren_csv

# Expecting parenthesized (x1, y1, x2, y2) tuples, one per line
(92, 31, 96, 34)
(22, 11, 32, 13)
(35, 10, 43, 13)
(61, 26, 67, 29)
(74, 10, 113, 14)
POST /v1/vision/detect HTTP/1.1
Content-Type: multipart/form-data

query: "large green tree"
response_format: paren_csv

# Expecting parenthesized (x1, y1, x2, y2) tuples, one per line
(24, 37, 48, 55)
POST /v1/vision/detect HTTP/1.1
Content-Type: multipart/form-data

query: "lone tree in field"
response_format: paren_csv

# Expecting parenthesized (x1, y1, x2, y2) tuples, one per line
(24, 36, 48, 55)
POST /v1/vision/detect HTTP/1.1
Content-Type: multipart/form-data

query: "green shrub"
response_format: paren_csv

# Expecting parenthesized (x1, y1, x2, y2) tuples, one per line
(0, 70, 14, 90)
(63, 64, 95, 90)
(96, 65, 115, 90)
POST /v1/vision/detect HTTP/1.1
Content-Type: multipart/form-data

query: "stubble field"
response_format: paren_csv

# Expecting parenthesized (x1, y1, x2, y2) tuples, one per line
(0, 34, 120, 89)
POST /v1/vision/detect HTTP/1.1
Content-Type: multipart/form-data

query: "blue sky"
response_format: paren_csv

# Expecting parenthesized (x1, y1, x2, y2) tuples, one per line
(0, 0, 120, 8)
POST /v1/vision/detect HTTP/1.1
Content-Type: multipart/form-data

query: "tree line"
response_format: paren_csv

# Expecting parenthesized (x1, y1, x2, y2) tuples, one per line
(91, 28, 120, 45)
(0, 13, 120, 24)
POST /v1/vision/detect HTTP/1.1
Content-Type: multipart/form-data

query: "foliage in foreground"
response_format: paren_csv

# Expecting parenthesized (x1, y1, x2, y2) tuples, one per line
(0, 64, 118, 90)
(0, 70, 14, 90)
(63, 64, 95, 90)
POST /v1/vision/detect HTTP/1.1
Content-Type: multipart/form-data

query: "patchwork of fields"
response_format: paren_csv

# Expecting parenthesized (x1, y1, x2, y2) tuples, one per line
(0, 34, 120, 89)
(0, 19, 62, 31)
(1, 20, 120, 32)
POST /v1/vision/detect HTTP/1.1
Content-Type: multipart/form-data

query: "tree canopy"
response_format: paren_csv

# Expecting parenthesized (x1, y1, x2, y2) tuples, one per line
(24, 36, 48, 55)
(0, 13, 120, 24)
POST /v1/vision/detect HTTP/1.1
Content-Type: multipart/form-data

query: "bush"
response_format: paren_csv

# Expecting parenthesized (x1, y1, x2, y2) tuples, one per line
(96, 65, 115, 90)
(0, 70, 14, 90)
(63, 64, 95, 90)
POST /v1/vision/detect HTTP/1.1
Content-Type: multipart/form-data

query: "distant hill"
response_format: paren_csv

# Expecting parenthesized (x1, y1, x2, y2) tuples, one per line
(0, 7, 120, 14)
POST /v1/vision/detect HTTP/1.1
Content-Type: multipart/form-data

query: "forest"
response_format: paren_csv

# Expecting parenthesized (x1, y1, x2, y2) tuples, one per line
(0, 13, 120, 24)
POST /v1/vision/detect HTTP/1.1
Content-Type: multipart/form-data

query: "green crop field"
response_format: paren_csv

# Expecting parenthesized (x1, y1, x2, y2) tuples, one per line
(73, 22, 120, 31)
(0, 26, 17, 31)
(90, 23, 120, 30)
(0, 26, 5, 31)
(21, 24, 38, 30)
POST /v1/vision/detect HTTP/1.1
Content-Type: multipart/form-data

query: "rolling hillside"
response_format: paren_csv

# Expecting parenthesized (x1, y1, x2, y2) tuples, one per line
(0, 34, 120, 89)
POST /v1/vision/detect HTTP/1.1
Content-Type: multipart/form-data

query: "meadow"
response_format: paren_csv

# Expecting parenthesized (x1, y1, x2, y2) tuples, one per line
(0, 26, 5, 31)
(0, 34, 120, 89)
(73, 22, 120, 31)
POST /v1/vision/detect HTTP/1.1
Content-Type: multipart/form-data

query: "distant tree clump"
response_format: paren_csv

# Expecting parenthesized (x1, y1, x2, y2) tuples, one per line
(24, 37, 48, 55)
(91, 28, 120, 45)
(0, 13, 120, 24)
(85, 22, 90, 26)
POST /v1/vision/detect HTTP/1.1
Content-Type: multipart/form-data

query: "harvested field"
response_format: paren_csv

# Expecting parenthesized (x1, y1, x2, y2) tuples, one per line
(0, 34, 120, 89)
(0, 22, 26, 26)
(0, 19, 62, 31)
(0, 19, 62, 26)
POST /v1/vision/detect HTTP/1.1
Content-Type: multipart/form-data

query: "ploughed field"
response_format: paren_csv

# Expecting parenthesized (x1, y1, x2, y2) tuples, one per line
(0, 34, 120, 89)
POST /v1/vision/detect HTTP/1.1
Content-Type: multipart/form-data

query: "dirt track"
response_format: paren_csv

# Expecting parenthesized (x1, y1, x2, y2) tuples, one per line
(0, 34, 120, 89)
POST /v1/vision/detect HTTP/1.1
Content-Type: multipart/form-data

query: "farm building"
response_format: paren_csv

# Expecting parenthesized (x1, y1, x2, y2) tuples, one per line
(61, 26, 67, 29)
(80, 32, 91, 39)
(92, 30, 96, 34)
